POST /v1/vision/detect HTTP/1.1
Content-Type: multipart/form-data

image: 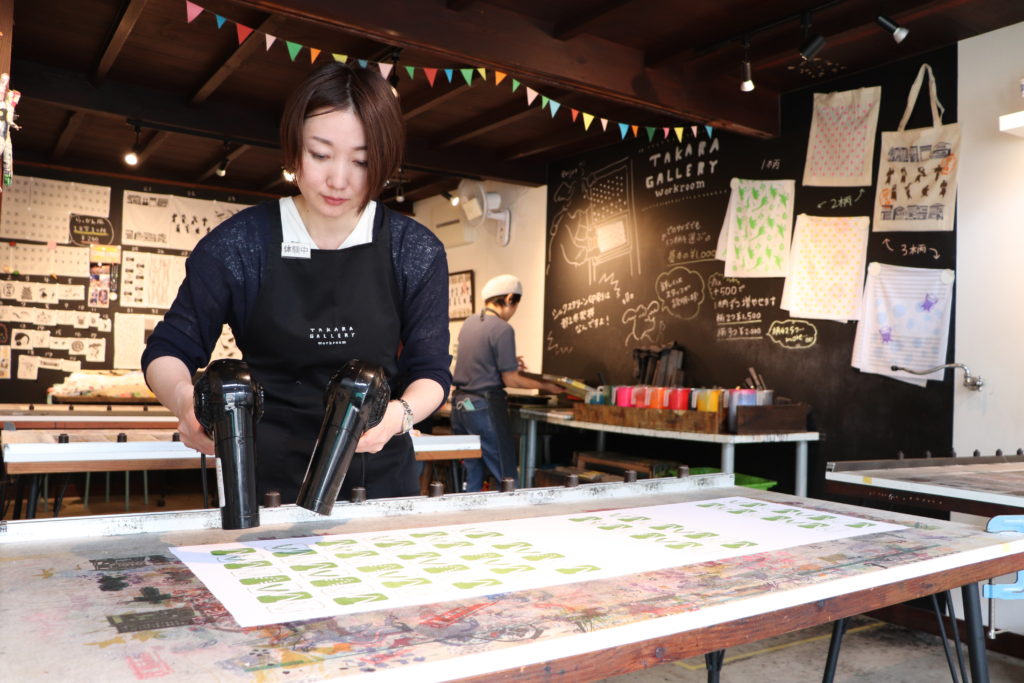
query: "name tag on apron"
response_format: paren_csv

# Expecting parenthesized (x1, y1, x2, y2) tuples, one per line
(281, 241, 312, 259)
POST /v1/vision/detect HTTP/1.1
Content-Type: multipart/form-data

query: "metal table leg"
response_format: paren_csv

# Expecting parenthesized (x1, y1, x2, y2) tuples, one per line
(523, 418, 538, 488)
(720, 443, 735, 475)
(795, 440, 808, 497)
(961, 582, 990, 683)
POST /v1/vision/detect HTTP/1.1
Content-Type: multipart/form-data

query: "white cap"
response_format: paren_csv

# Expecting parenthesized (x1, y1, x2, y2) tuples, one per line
(481, 273, 522, 300)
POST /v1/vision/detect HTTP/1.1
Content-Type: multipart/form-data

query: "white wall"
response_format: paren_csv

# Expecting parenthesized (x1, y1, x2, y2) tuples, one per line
(956, 20, 1024, 636)
(412, 181, 549, 376)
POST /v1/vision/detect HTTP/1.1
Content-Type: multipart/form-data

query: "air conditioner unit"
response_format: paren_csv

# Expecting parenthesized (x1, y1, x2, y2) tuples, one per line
(430, 200, 476, 248)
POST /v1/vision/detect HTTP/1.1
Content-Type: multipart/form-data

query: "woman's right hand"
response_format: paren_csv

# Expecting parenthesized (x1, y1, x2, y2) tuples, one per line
(173, 380, 216, 454)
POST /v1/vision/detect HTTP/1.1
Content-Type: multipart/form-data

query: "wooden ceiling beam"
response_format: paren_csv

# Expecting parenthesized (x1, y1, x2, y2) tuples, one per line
(93, 0, 149, 84)
(434, 99, 541, 149)
(16, 59, 545, 186)
(552, 0, 634, 41)
(402, 83, 471, 120)
(191, 15, 288, 105)
(136, 130, 171, 166)
(50, 110, 85, 160)
(228, 0, 780, 137)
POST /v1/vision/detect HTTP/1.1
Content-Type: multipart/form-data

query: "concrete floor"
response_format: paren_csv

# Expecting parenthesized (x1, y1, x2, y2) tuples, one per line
(11, 488, 1024, 683)
(603, 615, 1024, 683)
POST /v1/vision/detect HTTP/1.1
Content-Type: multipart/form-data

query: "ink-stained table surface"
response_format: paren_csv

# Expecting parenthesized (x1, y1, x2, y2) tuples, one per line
(1, 476, 1022, 682)
(825, 454, 1024, 517)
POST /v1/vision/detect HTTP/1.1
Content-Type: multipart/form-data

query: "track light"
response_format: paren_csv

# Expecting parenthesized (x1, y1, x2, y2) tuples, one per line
(123, 125, 141, 166)
(215, 141, 230, 177)
(740, 36, 754, 92)
(396, 185, 405, 203)
(799, 12, 827, 61)
(388, 49, 401, 98)
(282, 168, 295, 183)
(877, 15, 909, 44)
(441, 191, 459, 207)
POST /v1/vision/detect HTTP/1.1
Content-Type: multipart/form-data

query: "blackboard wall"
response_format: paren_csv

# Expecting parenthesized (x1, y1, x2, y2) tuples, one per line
(543, 46, 958, 497)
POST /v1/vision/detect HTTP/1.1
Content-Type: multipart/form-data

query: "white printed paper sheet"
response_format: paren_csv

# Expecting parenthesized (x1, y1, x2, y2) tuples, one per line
(122, 190, 249, 251)
(171, 496, 904, 628)
(851, 262, 955, 386)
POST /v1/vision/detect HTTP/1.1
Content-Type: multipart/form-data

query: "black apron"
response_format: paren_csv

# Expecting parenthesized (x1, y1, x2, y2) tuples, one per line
(239, 202, 416, 503)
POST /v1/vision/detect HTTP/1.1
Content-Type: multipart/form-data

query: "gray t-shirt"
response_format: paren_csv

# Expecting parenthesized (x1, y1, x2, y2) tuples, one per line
(452, 311, 518, 393)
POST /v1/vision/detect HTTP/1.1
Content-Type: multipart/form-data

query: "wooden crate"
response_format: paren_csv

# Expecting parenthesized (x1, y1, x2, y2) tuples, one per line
(574, 451, 684, 478)
(534, 466, 624, 487)
(734, 404, 809, 434)
(573, 403, 726, 434)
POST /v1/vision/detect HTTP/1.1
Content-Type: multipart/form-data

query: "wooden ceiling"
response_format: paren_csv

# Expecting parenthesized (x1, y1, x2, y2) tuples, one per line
(8, 0, 1024, 209)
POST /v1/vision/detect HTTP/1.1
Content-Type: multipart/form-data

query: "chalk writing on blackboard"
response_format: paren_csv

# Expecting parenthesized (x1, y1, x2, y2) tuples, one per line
(815, 189, 867, 210)
(622, 300, 662, 346)
(548, 159, 640, 283)
(707, 272, 778, 343)
(641, 137, 721, 201)
(661, 220, 717, 264)
(767, 319, 819, 350)
(545, 330, 573, 357)
(655, 266, 704, 319)
(69, 215, 114, 245)
(881, 238, 941, 259)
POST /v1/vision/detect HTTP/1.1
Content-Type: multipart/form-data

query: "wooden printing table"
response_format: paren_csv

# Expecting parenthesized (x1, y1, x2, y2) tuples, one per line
(824, 454, 1024, 517)
(518, 406, 820, 495)
(0, 402, 178, 430)
(1, 476, 1022, 682)
(1, 432, 480, 519)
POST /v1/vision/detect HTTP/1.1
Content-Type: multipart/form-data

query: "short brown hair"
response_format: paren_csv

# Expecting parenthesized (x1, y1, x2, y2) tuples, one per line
(280, 62, 404, 211)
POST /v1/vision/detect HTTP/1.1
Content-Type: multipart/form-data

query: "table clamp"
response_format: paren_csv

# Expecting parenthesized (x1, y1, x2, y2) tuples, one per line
(983, 515, 1024, 600)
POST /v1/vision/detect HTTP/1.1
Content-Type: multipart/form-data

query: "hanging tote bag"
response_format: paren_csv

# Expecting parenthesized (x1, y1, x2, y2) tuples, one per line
(872, 63, 960, 232)
(803, 85, 881, 187)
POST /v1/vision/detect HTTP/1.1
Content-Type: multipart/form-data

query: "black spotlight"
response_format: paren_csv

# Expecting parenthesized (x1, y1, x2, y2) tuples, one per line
(877, 15, 909, 44)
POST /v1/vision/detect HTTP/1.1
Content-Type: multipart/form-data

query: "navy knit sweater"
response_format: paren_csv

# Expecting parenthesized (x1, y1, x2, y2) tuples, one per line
(140, 200, 452, 395)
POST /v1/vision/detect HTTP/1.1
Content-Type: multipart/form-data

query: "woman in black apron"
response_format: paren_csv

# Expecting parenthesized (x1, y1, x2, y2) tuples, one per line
(142, 62, 451, 502)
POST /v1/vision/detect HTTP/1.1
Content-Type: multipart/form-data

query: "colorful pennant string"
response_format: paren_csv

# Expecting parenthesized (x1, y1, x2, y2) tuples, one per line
(181, 1, 714, 142)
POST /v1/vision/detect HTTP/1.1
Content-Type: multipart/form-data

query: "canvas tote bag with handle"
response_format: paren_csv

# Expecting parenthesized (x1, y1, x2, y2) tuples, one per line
(873, 63, 960, 232)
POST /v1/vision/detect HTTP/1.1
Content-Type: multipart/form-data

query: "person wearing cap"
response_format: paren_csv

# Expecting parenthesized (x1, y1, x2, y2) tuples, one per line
(451, 274, 562, 492)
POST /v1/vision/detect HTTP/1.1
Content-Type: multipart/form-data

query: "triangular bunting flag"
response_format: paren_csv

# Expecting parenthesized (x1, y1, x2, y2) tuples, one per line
(285, 41, 302, 62)
(582, 113, 594, 130)
(549, 101, 561, 117)
(511, 79, 520, 92)
(526, 87, 538, 105)
(618, 123, 628, 139)
(405, 65, 416, 79)
(495, 71, 507, 86)
(691, 125, 698, 137)
(645, 126, 656, 141)
(357, 59, 369, 68)
(379, 63, 393, 79)
(265, 34, 277, 50)
(215, 14, 226, 29)
(423, 67, 438, 86)
(185, 1, 203, 24)
(674, 127, 684, 142)
(662, 127, 670, 139)
(540, 95, 549, 110)
(444, 68, 454, 83)
(477, 67, 487, 81)
(631, 125, 639, 137)
(570, 109, 579, 122)
(309, 48, 321, 63)
(236, 23, 253, 44)
(600, 118, 608, 131)
(332, 53, 348, 63)
(705, 125, 714, 138)
(460, 68, 475, 85)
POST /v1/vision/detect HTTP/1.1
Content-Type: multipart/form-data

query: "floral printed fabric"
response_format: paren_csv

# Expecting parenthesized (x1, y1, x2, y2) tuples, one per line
(781, 214, 870, 322)
(803, 86, 881, 187)
(715, 178, 795, 278)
